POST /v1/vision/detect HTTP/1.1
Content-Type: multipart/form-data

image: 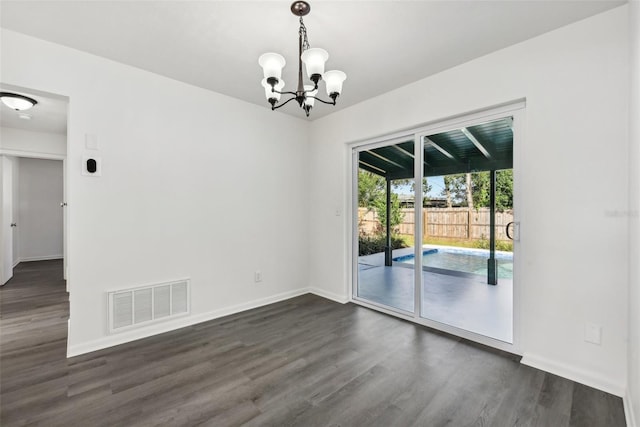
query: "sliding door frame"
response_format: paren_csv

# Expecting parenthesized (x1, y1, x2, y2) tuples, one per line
(348, 101, 525, 355)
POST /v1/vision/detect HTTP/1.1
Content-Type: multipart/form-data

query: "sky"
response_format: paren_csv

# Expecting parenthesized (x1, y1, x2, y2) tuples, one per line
(395, 176, 446, 198)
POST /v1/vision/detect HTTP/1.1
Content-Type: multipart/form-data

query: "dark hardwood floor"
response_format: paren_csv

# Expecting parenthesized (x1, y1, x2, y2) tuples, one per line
(0, 260, 626, 426)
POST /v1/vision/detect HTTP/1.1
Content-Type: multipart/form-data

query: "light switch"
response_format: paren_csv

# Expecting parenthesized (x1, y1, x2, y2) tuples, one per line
(85, 134, 99, 150)
(585, 322, 602, 345)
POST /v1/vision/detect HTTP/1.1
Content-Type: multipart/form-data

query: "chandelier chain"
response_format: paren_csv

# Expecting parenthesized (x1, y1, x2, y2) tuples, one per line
(299, 17, 310, 51)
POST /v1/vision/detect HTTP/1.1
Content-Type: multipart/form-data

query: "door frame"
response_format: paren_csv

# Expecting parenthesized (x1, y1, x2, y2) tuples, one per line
(0, 150, 68, 288)
(1, 155, 15, 285)
(348, 100, 525, 355)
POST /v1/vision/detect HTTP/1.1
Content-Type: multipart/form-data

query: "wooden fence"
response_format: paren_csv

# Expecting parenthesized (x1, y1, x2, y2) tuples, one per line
(358, 207, 513, 241)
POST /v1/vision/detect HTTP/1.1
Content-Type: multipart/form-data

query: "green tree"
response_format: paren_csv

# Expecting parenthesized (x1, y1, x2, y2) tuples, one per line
(358, 170, 386, 208)
(495, 169, 513, 211)
(373, 192, 403, 233)
(471, 172, 490, 208)
(358, 170, 405, 233)
(469, 170, 513, 211)
(442, 174, 467, 207)
(441, 170, 513, 211)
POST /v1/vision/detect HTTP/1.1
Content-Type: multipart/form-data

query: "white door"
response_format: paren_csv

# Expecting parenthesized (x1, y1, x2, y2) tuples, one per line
(1, 156, 14, 285)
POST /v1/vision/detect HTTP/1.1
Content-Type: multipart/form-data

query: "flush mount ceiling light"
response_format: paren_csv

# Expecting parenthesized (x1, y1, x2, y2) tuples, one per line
(0, 92, 38, 111)
(259, 1, 346, 117)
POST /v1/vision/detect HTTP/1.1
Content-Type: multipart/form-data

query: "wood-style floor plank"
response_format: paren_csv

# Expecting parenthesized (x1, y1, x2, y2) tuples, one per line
(0, 260, 627, 426)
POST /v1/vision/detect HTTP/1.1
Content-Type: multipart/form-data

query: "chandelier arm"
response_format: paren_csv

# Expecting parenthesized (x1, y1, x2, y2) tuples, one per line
(307, 95, 337, 106)
(274, 90, 298, 97)
(271, 96, 299, 110)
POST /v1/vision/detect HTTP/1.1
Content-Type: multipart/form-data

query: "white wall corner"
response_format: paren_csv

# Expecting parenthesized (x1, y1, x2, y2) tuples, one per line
(67, 288, 351, 358)
(521, 353, 626, 398)
(308, 287, 350, 304)
(625, 388, 638, 427)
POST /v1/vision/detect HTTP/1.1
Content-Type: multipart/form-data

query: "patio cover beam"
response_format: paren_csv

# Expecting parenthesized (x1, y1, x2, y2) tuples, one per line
(424, 137, 460, 161)
(359, 160, 386, 176)
(367, 150, 407, 170)
(461, 127, 496, 159)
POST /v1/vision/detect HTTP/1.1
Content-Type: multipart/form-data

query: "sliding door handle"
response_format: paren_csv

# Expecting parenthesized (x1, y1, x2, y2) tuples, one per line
(506, 222, 514, 240)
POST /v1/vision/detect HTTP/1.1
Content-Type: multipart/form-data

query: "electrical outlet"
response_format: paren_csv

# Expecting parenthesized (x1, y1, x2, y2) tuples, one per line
(585, 322, 602, 345)
(254, 270, 262, 283)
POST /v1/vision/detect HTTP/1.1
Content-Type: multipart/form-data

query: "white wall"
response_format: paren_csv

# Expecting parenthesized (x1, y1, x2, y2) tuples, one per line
(628, 1, 639, 425)
(0, 127, 66, 158)
(309, 6, 629, 395)
(16, 157, 63, 262)
(1, 29, 310, 355)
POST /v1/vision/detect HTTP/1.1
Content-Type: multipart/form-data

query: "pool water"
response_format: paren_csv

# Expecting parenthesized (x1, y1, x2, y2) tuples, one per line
(394, 249, 513, 279)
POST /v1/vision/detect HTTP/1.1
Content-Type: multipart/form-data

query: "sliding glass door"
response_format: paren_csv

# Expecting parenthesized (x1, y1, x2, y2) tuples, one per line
(355, 138, 416, 314)
(352, 109, 520, 351)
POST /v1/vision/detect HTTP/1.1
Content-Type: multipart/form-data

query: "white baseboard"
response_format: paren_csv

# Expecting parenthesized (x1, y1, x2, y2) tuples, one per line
(521, 353, 626, 397)
(625, 389, 638, 427)
(67, 287, 311, 358)
(17, 255, 63, 263)
(307, 287, 349, 304)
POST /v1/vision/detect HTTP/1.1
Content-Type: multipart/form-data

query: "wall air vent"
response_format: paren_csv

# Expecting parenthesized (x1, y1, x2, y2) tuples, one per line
(107, 279, 190, 333)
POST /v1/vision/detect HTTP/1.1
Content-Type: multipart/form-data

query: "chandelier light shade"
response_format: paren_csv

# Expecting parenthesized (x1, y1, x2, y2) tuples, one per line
(300, 48, 328, 80)
(323, 70, 347, 97)
(303, 84, 318, 113)
(258, 53, 286, 80)
(258, 1, 346, 117)
(0, 92, 38, 111)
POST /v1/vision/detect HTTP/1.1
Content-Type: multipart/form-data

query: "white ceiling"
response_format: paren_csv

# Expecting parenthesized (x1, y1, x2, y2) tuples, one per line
(0, 85, 68, 134)
(0, 1, 625, 121)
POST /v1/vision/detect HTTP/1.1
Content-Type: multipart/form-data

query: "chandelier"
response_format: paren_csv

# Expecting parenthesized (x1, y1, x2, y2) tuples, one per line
(258, 1, 346, 117)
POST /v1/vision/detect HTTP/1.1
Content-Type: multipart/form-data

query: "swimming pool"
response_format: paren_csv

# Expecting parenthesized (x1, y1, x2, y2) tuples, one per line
(393, 248, 513, 279)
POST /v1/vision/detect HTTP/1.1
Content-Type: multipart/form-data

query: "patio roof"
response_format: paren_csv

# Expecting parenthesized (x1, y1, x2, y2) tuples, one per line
(359, 117, 514, 179)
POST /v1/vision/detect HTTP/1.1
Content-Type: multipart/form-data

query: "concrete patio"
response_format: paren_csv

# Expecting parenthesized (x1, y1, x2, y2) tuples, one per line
(357, 246, 513, 343)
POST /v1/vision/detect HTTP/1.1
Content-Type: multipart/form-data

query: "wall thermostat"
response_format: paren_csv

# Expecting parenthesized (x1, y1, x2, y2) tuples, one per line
(87, 158, 97, 173)
(82, 155, 102, 176)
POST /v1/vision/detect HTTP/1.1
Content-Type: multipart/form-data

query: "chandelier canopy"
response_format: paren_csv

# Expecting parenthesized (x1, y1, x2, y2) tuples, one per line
(258, 1, 346, 117)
